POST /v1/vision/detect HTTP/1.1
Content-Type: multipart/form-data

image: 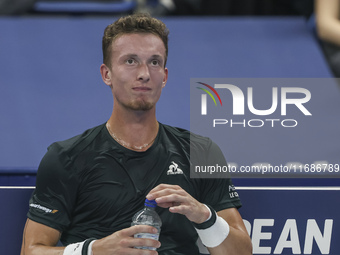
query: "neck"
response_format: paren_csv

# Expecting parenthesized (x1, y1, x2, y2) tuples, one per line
(106, 108, 159, 151)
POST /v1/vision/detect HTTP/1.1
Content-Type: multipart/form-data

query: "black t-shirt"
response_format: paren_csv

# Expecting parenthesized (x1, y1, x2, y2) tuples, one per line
(28, 123, 241, 254)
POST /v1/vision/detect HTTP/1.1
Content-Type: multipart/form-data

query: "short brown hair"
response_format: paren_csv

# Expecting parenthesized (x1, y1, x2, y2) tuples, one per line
(102, 13, 169, 68)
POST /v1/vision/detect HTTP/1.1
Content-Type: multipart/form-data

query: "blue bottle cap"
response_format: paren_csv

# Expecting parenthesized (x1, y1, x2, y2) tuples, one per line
(145, 199, 157, 208)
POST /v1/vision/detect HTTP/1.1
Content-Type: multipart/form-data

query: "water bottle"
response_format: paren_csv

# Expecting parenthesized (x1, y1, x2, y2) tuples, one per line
(131, 199, 162, 250)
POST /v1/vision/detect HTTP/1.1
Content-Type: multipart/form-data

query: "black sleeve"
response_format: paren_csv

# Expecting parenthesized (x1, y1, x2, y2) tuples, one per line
(197, 140, 242, 212)
(27, 143, 79, 232)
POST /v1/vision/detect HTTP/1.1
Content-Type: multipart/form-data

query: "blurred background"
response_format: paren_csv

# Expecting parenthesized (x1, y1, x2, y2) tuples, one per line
(1, 0, 333, 170)
(0, 0, 314, 16)
(1, 1, 340, 254)
(0, 0, 313, 17)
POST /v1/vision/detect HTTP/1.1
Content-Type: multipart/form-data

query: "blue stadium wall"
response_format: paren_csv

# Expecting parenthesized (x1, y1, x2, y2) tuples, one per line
(1, 16, 339, 254)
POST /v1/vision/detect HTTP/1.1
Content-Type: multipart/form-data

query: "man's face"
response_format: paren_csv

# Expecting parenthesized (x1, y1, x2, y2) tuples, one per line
(103, 33, 168, 112)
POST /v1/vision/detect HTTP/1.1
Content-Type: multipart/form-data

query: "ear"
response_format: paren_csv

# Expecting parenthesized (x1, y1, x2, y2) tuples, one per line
(162, 68, 168, 88)
(100, 64, 112, 86)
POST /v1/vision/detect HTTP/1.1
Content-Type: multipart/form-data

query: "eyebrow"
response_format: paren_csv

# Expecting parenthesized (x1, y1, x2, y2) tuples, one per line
(122, 54, 138, 59)
(121, 53, 164, 59)
(150, 54, 163, 59)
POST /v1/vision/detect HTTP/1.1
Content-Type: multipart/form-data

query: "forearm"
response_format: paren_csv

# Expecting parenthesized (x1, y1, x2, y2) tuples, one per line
(21, 219, 64, 255)
(317, 18, 340, 46)
(315, 0, 340, 46)
(195, 208, 252, 255)
(21, 245, 64, 255)
(24, 238, 98, 255)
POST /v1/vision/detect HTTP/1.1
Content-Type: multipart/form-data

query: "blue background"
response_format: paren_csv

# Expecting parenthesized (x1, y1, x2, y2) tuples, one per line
(0, 16, 339, 254)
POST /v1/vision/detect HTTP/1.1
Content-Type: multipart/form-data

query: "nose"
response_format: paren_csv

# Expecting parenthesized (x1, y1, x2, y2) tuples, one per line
(137, 63, 150, 82)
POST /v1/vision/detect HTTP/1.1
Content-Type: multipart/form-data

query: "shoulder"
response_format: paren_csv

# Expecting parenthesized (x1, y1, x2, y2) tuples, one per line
(41, 124, 106, 172)
(50, 124, 105, 153)
(48, 124, 105, 157)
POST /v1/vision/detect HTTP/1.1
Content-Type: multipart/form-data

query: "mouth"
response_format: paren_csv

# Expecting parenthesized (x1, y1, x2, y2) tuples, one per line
(132, 87, 152, 92)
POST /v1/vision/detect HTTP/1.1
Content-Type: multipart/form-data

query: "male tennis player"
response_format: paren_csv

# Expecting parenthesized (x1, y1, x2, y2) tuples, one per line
(21, 13, 252, 255)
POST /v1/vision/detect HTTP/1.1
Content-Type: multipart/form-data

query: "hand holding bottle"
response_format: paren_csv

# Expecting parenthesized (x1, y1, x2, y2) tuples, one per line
(146, 184, 210, 224)
(91, 224, 160, 255)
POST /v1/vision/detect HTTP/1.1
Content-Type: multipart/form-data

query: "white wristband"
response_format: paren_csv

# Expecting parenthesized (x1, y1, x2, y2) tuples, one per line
(87, 240, 95, 255)
(195, 213, 230, 248)
(63, 241, 84, 255)
(63, 239, 96, 255)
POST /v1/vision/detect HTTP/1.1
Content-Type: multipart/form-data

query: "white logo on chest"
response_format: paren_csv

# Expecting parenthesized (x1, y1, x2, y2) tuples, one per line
(167, 161, 183, 175)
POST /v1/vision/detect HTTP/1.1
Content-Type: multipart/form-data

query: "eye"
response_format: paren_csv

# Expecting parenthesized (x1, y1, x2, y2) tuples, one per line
(151, 59, 160, 66)
(126, 58, 136, 65)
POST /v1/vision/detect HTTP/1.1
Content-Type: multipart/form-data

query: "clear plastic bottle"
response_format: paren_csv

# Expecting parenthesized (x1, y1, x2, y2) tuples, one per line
(131, 199, 162, 250)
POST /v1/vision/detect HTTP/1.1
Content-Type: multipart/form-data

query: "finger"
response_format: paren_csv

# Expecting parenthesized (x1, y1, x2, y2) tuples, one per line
(132, 236, 161, 250)
(119, 228, 161, 251)
(147, 187, 185, 201)
(123, 225, 158, 237)
(147, 184, 181, 200)
(155, 194, 187, 210)
(168, 204, 190, 214)
(154, 192, 188, 206)
(155, 201, 176, 209)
